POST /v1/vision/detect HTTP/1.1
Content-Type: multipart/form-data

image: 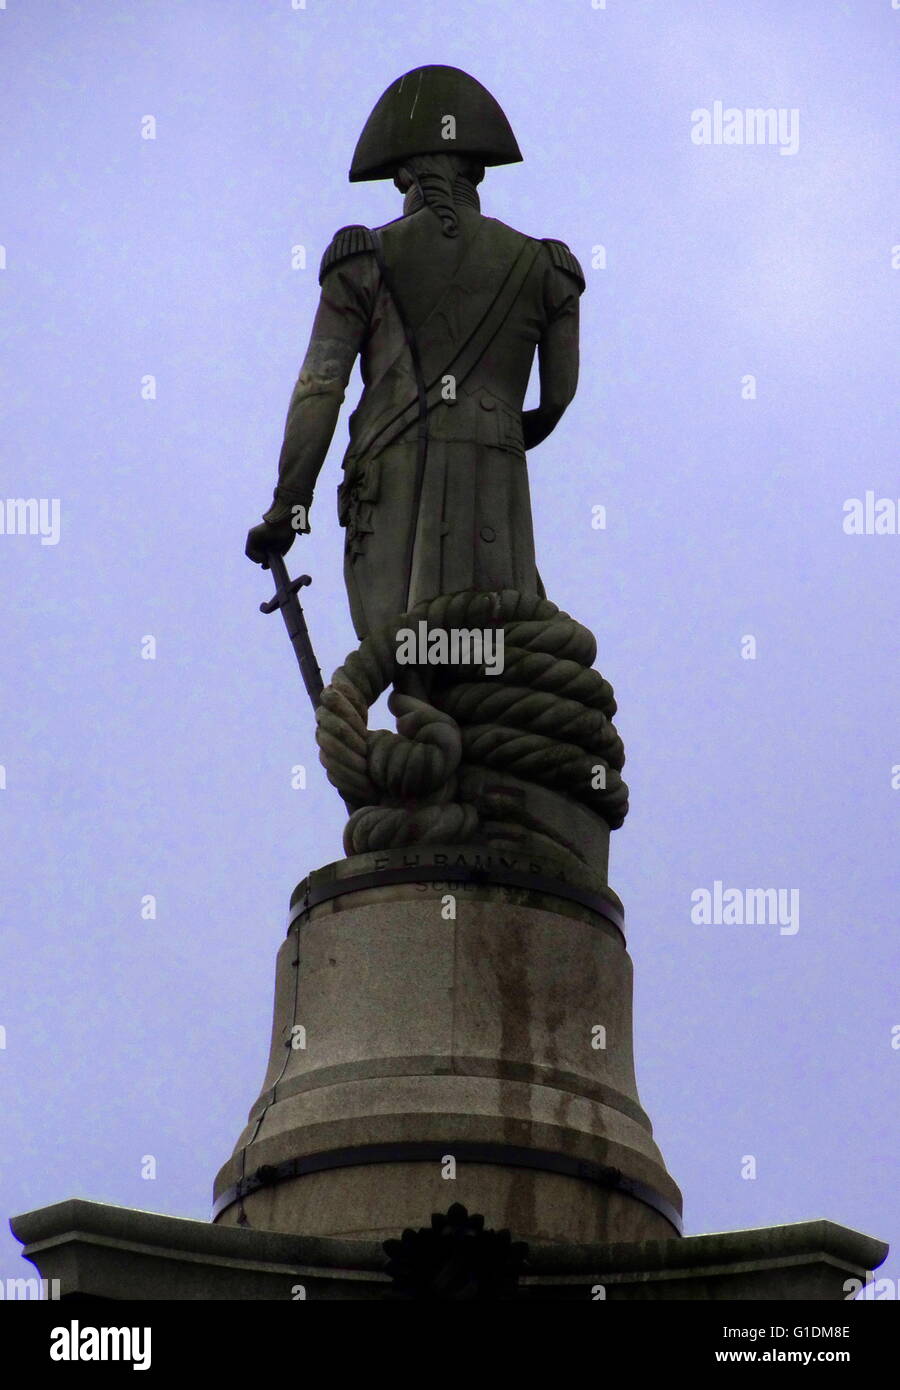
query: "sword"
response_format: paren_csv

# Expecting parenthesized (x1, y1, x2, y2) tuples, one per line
(260, 551, 352, 814)
(260, 550, 351, 817)
(260, 551, 324, 709)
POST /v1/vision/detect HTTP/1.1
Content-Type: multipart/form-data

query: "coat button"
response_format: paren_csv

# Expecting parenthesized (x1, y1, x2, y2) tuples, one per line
(479, 393, 496, 411)
(480, 526, 496, 542)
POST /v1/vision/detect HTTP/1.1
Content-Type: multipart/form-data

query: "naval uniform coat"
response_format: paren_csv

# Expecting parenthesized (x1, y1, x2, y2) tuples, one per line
(266, 202, 584, 639)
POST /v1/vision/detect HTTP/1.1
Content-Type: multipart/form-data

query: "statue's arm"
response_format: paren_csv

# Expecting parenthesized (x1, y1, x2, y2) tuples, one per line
(522, 241, 584, 451)
(263, 259, 376, 525)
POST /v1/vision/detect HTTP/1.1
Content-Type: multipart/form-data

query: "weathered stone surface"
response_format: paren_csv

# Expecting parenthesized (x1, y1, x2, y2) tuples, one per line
(12, 1200, 887, 1301)
(212, 876, 681, 1243)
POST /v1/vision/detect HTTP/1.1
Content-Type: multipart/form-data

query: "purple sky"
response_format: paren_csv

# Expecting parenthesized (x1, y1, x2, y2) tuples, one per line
(1, 1, 897, 1294)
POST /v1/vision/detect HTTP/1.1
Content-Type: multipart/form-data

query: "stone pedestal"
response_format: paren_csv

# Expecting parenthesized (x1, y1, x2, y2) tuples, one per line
(10, 856, 889, 1303)
(212, 853, 682, 1245)
(11, 1200, 888, 1301)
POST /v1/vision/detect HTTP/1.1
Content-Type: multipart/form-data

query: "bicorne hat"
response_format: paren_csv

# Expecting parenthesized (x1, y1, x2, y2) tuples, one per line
(349, 65, 522, 182)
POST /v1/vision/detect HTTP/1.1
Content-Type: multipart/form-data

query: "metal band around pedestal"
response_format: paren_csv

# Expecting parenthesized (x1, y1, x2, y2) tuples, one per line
(287, 864, 625, 936)
(212, 1140, 682, 1234)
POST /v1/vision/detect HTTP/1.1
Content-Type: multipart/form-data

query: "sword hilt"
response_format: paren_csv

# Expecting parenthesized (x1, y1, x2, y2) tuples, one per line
(260, 566, 312, 613)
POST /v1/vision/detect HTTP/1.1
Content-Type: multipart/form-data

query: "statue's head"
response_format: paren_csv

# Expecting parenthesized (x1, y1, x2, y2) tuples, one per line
(391, 153, 483, 236)
(350, 65, 520, 237)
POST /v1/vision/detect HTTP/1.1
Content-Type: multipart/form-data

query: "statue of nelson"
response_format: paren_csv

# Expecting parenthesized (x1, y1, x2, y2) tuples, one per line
(245, 65, 585, 642)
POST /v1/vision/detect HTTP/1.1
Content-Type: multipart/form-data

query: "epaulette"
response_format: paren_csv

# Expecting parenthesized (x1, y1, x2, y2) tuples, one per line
(542, 238, 585, 293)
(318, 225, 377, 285)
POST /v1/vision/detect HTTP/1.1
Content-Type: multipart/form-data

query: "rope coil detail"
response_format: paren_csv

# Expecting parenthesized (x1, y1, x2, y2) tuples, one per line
(315, 590, 629, 856)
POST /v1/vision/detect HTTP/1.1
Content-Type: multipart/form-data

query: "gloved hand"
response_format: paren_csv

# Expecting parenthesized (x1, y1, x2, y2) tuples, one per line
(245, 500, 311, 569)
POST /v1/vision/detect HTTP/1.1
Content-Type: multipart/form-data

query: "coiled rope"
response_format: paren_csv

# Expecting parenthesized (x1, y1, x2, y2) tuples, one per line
(315, 590, 629, 856)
